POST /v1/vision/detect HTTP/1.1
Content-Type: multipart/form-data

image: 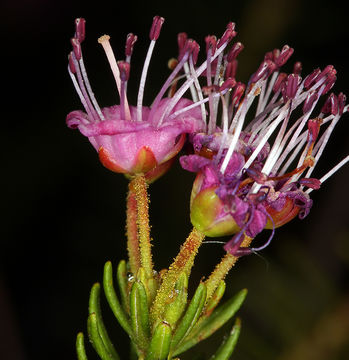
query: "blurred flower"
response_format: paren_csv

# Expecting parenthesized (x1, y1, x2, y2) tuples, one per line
(180, 39, 348, 255)
(66, 17, 204, 182)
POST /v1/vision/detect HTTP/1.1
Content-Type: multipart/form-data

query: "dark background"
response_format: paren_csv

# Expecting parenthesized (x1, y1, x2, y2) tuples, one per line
(1, 0, 349, 359)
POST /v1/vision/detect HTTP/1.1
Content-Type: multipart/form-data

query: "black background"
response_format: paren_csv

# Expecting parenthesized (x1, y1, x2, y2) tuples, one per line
(1, 0, 349, 359)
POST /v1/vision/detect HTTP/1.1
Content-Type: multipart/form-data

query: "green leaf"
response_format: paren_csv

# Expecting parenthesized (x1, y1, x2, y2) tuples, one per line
(163, 272, 188, 327)
(117, 260, 129, 313)
(173, 288, 247, 356)
(209, 318, 241, 360)
(89, 283, 120, 360)
(103, 261, 133, 337)
(130, 280, 151, 350)
(76, 332, 88, 360)
(170, 282, 207, 353)
(87, 313, 118, 360)
(204, 280, 226, 317)
(145, 321, 172, 360)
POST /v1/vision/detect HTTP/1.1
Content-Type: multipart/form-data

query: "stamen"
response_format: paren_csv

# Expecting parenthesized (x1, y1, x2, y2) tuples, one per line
(70, 51, 100, 121)
(189, 54, 207, 126)
(136, 17, 164, 122)
(221, 82, 261, 174)
(306, 155, 349, 194)
(98, 35, 122, 95)
(68, 61, 91, 119)
(125, 33, 138, 63)
(117, 61, 131, 120)
(157, 36, 230, 127)
(216, 92, 230, 162)
(243, 102, 290, 176)
(304, 114, 341, 178)
(74, 18, 86, 43)
(148, 41, 194, 123)
(78, 52, 106, 121)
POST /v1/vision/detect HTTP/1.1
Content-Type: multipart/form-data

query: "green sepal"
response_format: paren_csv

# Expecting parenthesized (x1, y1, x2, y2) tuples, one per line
(145, 321, 172, 360)
(130, 280, 151, 350)
(163, 272, 188, 327)
(87, 312, 119, 360)
(170, 282, 207, 353)
(173, 288, 247, 356)
(209, 318, 241, 360)
(103, 261, 133, 337)
(76, 332, 88, 360)
(88, 283, 120, 360)
(117, 260, 129, 313)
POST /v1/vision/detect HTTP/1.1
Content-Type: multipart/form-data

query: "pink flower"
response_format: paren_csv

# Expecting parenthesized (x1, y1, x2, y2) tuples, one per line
(178, 33, 348, 255)
(66, 17, 205, 182)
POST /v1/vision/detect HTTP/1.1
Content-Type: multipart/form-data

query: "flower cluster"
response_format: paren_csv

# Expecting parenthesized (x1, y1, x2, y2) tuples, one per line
(67, 17, 348, 255)
(179, 40, 348, 255)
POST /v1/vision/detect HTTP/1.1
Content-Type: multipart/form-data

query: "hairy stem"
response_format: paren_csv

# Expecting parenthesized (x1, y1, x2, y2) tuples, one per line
(205, 235, 253, 302)
(150, 228, 205, 323)
(126, 188, 141, 275)
(130, 175, 153, 279)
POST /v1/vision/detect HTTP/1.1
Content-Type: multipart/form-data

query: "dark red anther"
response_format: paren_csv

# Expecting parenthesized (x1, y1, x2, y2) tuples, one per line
(338, 92, 346, 115)
(298, 178, 321, 189)
(225, 59, 238, 79)
(319, 65, 336, 80)
(205, 35, 217, 54)
(293, 61, 302, 75)
(251, 60, 276, 83)
(227, 42, 244, 62)
(178, 38, 195, 62)
(321, 93, 336, 114)
(285, 74, 301, 100)
(264, 51, 273, 61)
(71, 38, 82, 60)
(217, 23, 236, 48)
(177, 32, 187, 53)
(117, 61, 131, 82)
(75, 18, 86, 43)
(125, 33, 138, 57)
(303, 91, 318, 114)
(275, 45, 294, 67)
(149, 16, 165, 40)
(307, 118, 322, 142)
(191, 41, 200, 65)
(273, 72, 287, 93)
(272, 48, 281, 61)
(322, 73, 336, 95)
(231, 82, 245, 104)
(330, 93, 339, 115)
(304, 68, 321, 89)
(68, 52, 76, 73)
(219, 78, 236, 92)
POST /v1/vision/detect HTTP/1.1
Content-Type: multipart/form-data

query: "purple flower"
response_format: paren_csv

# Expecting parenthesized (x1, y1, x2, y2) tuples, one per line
(177, 30, 348, 255)
(66, 17, 206, 182)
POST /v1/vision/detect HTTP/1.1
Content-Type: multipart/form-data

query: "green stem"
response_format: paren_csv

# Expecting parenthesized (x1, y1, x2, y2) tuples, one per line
(126, 188, 141, 275)
(150, 228, 205, 324)
(130, 175, 153, 279)
(205, 235, 252, 302)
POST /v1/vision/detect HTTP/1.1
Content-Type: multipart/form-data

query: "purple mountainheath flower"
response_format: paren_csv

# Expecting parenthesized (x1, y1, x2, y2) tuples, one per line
(66, 17, 206, 182)
(178, 32, 348, 255)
